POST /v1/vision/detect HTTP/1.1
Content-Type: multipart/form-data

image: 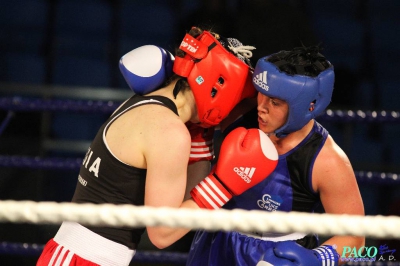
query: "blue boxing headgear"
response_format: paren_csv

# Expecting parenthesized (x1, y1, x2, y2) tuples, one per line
(253, 48, 334, 137)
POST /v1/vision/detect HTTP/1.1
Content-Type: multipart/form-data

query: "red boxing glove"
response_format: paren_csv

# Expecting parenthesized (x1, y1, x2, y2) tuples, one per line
(186, 122, 215, 164)
(191, 127, 278, 209)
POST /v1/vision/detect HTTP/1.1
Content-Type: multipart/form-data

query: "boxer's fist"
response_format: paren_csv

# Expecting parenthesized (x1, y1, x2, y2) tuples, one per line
(119, 45, 174, 95)
(273, 241, 339, 266)
(258, 248, 296, 266)
(191, 127, 278, 209)
(186, 122, 214, 164)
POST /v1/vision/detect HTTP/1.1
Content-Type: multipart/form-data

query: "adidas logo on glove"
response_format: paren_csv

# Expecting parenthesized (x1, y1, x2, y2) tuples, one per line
(234, 167, 256, 183)
(253, 71, 269, 91)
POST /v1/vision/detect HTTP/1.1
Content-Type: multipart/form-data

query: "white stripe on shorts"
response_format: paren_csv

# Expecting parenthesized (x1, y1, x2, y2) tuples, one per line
(54, 221, 135, 266)
(62, 251, 74, 266)
(48, 244, 62, 266)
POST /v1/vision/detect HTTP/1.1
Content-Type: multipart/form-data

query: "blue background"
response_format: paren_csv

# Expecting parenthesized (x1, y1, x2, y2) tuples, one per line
(0, 0, 399, 265)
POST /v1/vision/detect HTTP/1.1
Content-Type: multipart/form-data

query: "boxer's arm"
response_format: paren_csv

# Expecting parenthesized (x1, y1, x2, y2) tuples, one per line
(184, 122, 214, 200)
(313, 135, 365, 263)
(143, 116, 198, 249)
(184, 160, 211, 200)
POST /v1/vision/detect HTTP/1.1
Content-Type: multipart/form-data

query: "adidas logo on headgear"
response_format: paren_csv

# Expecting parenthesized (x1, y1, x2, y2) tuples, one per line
(253, 71, 269, 91)
(234, 167, 256, 183)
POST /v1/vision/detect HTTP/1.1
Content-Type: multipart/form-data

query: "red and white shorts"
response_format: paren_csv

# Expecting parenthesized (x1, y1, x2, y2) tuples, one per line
(37, 222, 135, 266)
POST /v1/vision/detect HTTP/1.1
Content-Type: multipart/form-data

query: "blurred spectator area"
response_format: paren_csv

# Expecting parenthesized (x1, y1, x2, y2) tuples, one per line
(0, 1, 399, 265)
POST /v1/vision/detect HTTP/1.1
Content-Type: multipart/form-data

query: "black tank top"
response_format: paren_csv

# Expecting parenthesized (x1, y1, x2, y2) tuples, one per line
(72, 94, 179, 249)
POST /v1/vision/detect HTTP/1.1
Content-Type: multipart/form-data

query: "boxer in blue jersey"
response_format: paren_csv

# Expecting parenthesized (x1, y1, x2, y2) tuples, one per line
(186, 46, 365, 266)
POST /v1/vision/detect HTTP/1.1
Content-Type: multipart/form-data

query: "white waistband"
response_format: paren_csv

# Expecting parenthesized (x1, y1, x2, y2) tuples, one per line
(54, 221, 135, 266)
(238, 231, 307, 242)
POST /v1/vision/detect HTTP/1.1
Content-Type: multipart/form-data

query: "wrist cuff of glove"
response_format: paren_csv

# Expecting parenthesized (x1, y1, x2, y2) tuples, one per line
(313, 245, 339, 265)
(189, 139, 214, 164)
(190, 174, 232, 209)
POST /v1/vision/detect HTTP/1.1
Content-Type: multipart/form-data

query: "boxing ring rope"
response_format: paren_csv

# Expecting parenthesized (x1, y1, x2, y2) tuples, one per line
(0, 96, 399, 120)
(1, 95, 400, 265)
(0, 201, 400, 264)
(1, 200, 400, 239)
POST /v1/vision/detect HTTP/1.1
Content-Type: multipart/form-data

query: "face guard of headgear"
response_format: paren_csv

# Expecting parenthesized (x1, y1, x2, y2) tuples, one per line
(173, 29, 257, 128)
(252, 54, 335, 138)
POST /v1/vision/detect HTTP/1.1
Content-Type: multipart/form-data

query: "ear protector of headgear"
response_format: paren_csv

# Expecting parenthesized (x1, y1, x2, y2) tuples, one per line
(173, 30, 256, 128)
(253, 56, 334, 137)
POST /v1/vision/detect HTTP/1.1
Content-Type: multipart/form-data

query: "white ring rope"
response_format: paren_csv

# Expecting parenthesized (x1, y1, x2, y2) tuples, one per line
(0, 200, 399, 239)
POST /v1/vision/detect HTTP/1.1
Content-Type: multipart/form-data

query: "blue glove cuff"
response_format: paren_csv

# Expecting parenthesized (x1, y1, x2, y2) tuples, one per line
(313, 245, 339, 265)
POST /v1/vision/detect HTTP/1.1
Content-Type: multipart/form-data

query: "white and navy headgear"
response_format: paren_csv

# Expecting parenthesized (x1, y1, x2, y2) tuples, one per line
(253, 47, 335, 137)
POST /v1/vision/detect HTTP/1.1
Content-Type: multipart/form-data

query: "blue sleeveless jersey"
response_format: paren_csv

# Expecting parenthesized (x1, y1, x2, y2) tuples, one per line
(187, 121, 329, 266)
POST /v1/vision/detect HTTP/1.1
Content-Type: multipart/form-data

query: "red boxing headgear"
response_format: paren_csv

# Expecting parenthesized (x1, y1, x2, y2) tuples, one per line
(173, 30, 256, 128)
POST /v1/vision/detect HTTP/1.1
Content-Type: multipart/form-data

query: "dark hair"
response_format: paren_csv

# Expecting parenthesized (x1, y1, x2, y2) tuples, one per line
(267, 46, 331, 77)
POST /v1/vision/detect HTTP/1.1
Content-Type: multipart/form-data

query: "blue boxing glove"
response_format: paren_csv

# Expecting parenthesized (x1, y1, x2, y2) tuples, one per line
(258, 248, 296, 266)
(119, 45, 174, 95)
(273, 241, 339, 266)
